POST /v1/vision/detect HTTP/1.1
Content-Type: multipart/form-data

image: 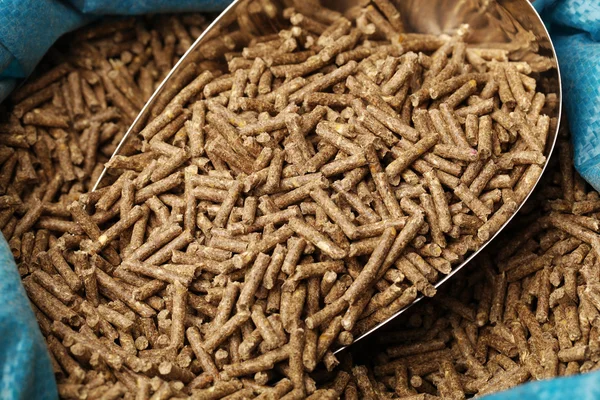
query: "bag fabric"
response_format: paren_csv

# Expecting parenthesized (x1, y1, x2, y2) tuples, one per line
(0, 3, 232, 399)
(536, 0, 600, 191)
(1, 0, 600, 399)
(467, 2, 600, 396)
(0, 0, 230, 103)
(0, 236, 56, 400)
(485, 368, 600, 400)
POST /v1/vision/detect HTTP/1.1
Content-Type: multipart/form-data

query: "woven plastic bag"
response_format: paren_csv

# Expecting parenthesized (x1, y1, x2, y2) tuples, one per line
(538, 0, 600, 191)
(0, 0, 230, 103)
(0, 3, 231, 399)
(2, 0, 600, 399)
(0, 236, 56, 400)
(484, 370, 600, 400)
(476, 2, 600, 397)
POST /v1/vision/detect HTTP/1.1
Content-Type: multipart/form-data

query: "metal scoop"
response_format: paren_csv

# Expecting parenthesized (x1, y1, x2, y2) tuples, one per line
(94, 0, 561, 353)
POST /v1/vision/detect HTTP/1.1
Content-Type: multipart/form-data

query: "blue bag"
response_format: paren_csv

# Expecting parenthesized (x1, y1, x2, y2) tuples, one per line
(0, 3, 232, 399)
(537, 0, 600, 191)
(0, 236, 56, 400)
(1, 1, 600, 399)
(482, 2, 600, 395)
(0, 0, 230, 102)
(485, 371, 600, 400)
(468, 3, 600, 397)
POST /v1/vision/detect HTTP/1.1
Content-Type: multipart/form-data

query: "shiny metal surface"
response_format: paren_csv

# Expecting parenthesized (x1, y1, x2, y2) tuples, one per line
(94, 0, 561, 353)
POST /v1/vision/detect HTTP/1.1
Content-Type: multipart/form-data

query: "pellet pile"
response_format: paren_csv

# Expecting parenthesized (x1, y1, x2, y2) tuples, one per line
(0, 0, 575, 398)
(342, 134, 600, 399)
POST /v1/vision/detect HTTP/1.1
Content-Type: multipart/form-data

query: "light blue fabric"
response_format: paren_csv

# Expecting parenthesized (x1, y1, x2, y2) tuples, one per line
(485, 370, 600, 400)
(67, 0, 229, 14)
(536, 0, 600, 191)
(0, 235, 56, 400)
(0, 0, 231, 104)
(483, 2, 600, 396)
(2, 1, 600, 399)
(0, 3, 232, 399)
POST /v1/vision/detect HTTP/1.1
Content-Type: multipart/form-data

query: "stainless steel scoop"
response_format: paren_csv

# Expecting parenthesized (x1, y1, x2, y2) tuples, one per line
(94, 0, 561, 353)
